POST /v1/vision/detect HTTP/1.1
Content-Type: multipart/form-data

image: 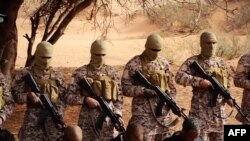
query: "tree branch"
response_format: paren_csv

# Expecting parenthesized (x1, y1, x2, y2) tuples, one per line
(48, 0, 93, 44)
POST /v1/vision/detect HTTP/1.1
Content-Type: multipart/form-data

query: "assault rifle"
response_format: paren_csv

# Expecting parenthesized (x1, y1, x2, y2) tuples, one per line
(190, 61, 250, 122)
(134, 70, 188, 120)
(78, 78, 125, 132)
(23, 72, 66, 128)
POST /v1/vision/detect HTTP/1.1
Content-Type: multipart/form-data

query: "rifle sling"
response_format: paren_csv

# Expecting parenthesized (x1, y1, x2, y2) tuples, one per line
(155, 99, 165, 117)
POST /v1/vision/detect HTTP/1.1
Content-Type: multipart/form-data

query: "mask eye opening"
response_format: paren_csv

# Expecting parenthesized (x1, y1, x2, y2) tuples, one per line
(94, 54, 106, 56)
(150, 49, 161, 52)
(40, 56, 52, 59)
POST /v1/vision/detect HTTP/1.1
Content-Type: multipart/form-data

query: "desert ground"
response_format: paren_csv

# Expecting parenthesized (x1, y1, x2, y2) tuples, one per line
(3, 1, 249, 139)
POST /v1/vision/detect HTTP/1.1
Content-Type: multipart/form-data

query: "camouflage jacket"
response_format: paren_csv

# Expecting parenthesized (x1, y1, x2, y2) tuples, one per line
(175, 55, 229, 123)
(11, 67, 66, 120)
(121, 55, 176, 116)
(234, 54, 250, 122)
(66, 64, 123, 117)
(0, 73, 14, 122)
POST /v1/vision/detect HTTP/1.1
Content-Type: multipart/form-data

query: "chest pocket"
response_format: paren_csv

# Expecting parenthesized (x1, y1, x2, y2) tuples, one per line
(82, 69, 119, 102)
(0, 86, 4, 109)
(143, 69, 170, 92)
(205, 67, 228, 88)
(141, 58, 170, 92)
(36, 78, 59, 103)
(198, 56, 228, 88)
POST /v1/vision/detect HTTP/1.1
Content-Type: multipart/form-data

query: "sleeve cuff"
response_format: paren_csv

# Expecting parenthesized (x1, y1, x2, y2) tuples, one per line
(192, 76, 203, 87)
(135, 86, 145, 96)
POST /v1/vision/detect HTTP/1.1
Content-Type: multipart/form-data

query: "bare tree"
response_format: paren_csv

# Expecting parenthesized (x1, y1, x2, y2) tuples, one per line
(0, 0, 138, 81)
(23, 0, 93, 66)
(23, 0, 137, 67)
(0, 0, 244, 82)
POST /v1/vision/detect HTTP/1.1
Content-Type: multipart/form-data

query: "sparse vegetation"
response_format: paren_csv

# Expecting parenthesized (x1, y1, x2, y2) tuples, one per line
(145, 1, 211, 34)
(230, 0, 250, 30)
(217, 33, 250, 59)
(161, 37, 199, 65)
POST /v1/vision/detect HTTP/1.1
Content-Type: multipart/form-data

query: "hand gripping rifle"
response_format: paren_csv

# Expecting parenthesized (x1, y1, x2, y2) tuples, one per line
(133, 70, 188, 120)
(23, 72, 66, 128)
(190, 61, 250, 122)
(78, 78, 125, 133)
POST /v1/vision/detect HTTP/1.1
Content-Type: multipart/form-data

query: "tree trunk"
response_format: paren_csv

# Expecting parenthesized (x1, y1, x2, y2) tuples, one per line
(0, 0, 23, 82)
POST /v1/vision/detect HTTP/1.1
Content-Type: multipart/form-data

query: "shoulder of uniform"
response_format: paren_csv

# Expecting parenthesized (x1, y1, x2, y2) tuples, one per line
(189, 55, 199, 61)
(125, 55, 140, 67)
(182, 55, 199, 65)
(158, 55, 171, 63)
(239, 53, 250, 62)
(104, 65, 118, 72)
(16, 67, 30, 77)
(158, 55, 168, 61)
(215, 57, 227, 64)
(51, 68, 64, 77)
(10, 68, 30, 84)
(74, 65, 87, 73)
(72, 65, 87, 78)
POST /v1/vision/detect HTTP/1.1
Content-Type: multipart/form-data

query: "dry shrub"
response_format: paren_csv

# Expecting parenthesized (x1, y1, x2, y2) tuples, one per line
(145, 2, 210, 33)
(228, 0, 250, 30)
(217, 33, 250, 59)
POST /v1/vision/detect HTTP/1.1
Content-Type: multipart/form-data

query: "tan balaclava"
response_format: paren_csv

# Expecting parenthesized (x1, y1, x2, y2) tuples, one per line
(142, 33, 164, 61)
(89, 39, 107, 70)
(200, 32, 218, 58)
(63, 125, 82, 141)
(33, 41, 53, 70)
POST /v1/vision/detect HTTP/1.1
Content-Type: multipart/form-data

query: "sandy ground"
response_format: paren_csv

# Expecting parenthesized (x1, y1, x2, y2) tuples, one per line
(3, 2, 248, 139)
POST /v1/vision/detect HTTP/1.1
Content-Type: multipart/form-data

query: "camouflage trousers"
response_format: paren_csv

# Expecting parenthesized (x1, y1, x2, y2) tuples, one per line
(189, 113, 224, 141)
(18, 126, 63, 141)
(129, 115, 173, 141)
(18, 116, 63, 141)
(79, 117, 118, 141)
(18, 126, 49, 141)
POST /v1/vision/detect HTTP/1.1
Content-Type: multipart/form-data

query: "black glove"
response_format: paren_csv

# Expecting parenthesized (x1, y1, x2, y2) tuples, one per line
(143, 88, 156, 98)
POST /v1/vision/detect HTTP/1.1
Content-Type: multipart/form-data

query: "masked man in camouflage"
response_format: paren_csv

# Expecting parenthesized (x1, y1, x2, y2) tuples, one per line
(121, 33, 176, 141)
(175, 32, 233, 141)
(234, 54, 250, 124)
(0, 73, 14, 127)
(66, 39, 123, 141)
(12, 41, 66, 141)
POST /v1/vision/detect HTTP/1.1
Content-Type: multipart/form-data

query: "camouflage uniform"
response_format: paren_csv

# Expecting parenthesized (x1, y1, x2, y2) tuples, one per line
(234, 54, 250, 124)
(175, 32, 230, 141)
(0, 72, 14, 125)
(66, 64, 122, 141)
(12, 41, 66, 141)
(122, 55, 176, 141)
(175, 55, 229, 141)
(12, 67, 66, 141)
